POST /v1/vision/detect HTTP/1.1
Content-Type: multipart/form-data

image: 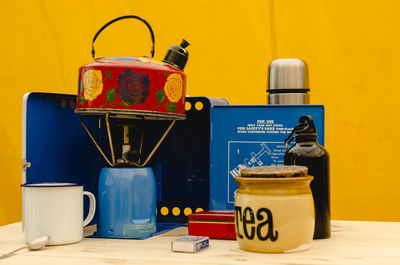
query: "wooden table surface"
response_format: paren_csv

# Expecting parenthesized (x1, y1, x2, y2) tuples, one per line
(0, 220, 399, 264)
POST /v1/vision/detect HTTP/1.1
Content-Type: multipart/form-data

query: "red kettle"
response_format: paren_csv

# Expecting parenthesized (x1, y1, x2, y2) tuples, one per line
(75, 15, 189, 120)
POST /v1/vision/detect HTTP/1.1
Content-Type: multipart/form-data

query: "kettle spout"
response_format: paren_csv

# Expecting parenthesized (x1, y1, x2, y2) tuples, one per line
(162, 39, 189, 71)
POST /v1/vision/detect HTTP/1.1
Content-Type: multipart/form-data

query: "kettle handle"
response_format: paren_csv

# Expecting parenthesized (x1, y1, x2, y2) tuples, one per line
(91, 15, 155, 59)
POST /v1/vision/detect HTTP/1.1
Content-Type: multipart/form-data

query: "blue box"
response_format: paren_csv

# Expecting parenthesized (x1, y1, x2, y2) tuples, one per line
(23, 93, 229, 224)
(209, 105, 325, 210)
(23, 93, 324, 219)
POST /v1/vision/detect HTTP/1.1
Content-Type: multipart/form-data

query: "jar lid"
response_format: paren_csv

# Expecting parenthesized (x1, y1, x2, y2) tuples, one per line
(240, 165, 308, 178)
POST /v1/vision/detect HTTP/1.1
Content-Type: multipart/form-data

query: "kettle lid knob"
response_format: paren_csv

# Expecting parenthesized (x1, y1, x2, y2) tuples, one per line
(163, 39, 190, 71)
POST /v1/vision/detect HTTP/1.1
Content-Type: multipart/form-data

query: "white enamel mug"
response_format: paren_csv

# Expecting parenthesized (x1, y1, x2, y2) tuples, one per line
(22, 183, 96, 245)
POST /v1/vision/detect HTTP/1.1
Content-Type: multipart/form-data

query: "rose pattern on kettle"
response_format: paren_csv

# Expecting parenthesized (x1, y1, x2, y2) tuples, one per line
(117, 69, 150, 105)
(164, 73, 183, 103)
(78, 69, 133, 108)
(82, 70, 103, 101)
(153, 73, 184, 112)
(78, 61, 185, 114)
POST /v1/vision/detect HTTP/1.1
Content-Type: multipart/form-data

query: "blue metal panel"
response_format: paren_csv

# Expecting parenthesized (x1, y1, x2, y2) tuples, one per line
(210, 105, 325, 210)
(24, 92, 101, 220)
(143, 97, 228, 223)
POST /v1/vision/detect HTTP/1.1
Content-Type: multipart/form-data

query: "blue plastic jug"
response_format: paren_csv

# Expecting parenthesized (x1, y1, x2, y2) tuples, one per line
(97, 167, 156, 238)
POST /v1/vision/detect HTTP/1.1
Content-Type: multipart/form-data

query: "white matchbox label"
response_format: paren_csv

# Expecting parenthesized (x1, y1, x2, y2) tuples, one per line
(171, 236, 209, 253)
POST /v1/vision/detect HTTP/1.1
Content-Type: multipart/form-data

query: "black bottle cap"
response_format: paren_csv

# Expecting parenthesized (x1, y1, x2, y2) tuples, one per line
(294, 115, 318, 143)
(162, 39, 190, 71)
(295, 116, 317, 134)
(284, 115, 317, 147)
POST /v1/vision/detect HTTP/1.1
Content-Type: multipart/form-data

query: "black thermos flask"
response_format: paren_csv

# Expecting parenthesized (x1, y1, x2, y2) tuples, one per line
(284, 115, 330, 239)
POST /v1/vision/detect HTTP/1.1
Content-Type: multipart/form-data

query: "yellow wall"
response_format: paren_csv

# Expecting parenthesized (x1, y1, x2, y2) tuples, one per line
(1, 0, 399, 225)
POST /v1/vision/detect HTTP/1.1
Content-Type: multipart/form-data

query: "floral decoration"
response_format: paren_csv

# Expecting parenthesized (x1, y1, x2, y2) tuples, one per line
(117, 70, 150, 105)
(153, 73, 184, 112)
(164, 73, 183, 103)
(83, 70, 103, 101)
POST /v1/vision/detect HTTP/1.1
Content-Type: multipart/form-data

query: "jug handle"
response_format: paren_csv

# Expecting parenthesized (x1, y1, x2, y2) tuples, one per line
(91, 15, 155, 59)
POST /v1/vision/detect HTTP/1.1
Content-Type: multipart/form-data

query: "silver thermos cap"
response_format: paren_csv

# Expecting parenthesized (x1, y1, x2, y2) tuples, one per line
(267, 59, 310, 104)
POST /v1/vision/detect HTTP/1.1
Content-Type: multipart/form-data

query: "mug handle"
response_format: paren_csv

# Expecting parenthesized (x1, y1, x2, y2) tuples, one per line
(83, 191, 96, 227)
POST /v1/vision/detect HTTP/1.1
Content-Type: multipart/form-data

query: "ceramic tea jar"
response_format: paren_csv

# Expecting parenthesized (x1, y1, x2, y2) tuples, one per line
(234, 165, 314, 253)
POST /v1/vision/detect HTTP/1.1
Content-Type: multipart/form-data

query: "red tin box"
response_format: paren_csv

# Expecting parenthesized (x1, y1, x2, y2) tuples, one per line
(188, 211, 236, 240)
